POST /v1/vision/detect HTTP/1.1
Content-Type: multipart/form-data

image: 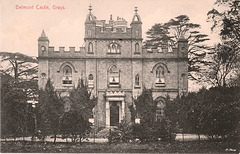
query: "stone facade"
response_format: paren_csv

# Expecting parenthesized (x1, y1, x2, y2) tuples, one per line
(38, 6, 188, 128)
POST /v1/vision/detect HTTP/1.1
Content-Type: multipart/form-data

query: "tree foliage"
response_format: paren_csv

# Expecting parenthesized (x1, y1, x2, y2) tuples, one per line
(1, 74, 35, 139)
(131, 88, 175, 142)
(68, 79, 97, 120)
(60, 79, 97, 143)
(133, 88, 156, 124)
(60, 111, 90, 143)
(1, 52, 39, 140)
(0, 52, 37, 80)
(207, 0, 240, 87)
(37, 78, 64, 143)
(207, 0, 240, 41)
(207, 42, 239, 87)
(165, 87, 240, 139)
(144, 15, 211, 80)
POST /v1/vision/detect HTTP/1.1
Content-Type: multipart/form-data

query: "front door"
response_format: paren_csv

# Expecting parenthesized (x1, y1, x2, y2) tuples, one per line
(110, 103, 119, 126)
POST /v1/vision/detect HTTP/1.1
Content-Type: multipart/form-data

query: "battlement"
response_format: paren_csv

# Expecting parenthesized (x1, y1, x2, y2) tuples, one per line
(142, 46, 188, 58)
(42, 46, 86, 58)
(39, 44, 187, 59)
(85, 17, 139, 39)
(85, 8, 142, 40)
(95, 16, 127, 28)
(48, 46, 85, 52)
(92, 27, 132, 39)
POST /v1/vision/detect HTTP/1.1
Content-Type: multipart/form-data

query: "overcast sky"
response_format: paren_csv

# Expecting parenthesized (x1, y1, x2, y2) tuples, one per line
(1, 0, 220, 57)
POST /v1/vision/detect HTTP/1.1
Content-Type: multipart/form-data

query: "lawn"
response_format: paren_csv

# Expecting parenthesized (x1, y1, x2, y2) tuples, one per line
(1, 140, 239, 153)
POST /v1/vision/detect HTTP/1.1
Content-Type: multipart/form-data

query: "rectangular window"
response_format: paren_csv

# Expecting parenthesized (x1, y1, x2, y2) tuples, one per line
(134, 75, 141, 88)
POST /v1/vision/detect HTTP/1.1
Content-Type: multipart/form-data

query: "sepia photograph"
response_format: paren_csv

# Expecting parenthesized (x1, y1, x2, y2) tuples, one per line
(0, 0, 240, 153)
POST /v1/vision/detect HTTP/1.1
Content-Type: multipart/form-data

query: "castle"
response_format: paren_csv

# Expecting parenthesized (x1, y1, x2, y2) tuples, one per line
(38, 6, 188, 128)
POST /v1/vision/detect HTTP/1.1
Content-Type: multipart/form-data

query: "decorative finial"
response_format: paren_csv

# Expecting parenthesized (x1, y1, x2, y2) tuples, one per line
(89, 4, 92, 12)
(134, 7, 138, 13)
(41, 29, 47, 38)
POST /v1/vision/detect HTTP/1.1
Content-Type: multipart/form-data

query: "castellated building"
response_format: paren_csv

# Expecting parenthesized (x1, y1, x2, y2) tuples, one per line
(38, 6, 188, 128)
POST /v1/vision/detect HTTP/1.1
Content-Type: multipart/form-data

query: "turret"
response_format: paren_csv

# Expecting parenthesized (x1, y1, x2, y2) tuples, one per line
(130, 7, 142, 39)
(38, 30, 49, 57)
(178, 32, 188, 54)
(85, 5, 96, 38)
(38, 30, 49, 89)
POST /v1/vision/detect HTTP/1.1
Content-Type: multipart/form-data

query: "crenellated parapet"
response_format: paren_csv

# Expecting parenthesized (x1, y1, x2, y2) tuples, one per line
(85, 27, 133, 40)
(84, 6, 142, 40)
(48, 46, 85, 53)
(38, 42, 86, 58)
(142, 45, 188, 59)
(47, 46, 86, 58)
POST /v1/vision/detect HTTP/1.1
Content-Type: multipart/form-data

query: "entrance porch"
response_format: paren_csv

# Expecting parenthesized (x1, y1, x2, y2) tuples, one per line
(105, 90, 125, 128)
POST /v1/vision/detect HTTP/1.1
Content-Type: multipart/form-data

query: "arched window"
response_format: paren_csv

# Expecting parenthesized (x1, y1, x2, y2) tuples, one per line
(88, 42, 93, 53)
(109, 65, 120, 87)
(135, 43, 140, 53)
(63, 65, 72, 76)
(135, 74, 140, 86)
(155, 66, 165, 87)
(88, 74, 94, 88)
(88, 74, 93, 80)
(156, 66, 165, 83)
(156, 100, 165, 121)
(153, 63, 168, 87)
(110, 65, 118, 73)
(63, 65, 72, 84)
(108, 43, 120, 54)
(41, 73, 46, 78)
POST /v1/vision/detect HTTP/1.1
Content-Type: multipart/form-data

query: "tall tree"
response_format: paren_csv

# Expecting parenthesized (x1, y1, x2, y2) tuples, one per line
(131, 88, 155, 142)
(0, 52, 38, 139)
(207, 42, 239, 87)
(207, 0, 240, 42)
(131, 88, 176, 142)
(144, 15, 211, 81)
(69, 79, 97, 121)
(0, 52, 37, 80)
(133, 87, 156, 124)
(37, 78, 64, 143)
(0, 52, 38, 101)
(60, 79, 97, 143)
(1, 74, 34, 140)
(207, 0, 240, 87)
(168, 87, 240, 139)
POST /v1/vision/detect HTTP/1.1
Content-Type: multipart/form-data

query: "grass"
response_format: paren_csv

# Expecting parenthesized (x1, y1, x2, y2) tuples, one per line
(1, 140, 239, 153)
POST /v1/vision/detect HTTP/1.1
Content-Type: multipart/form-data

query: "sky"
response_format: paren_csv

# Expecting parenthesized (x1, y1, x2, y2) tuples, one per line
(0, 0, 221, 91)
(1, 0, 220, 57)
